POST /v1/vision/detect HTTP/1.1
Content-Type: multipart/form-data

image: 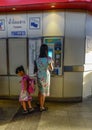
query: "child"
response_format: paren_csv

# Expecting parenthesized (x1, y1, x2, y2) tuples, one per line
(15, 65, 34, 114)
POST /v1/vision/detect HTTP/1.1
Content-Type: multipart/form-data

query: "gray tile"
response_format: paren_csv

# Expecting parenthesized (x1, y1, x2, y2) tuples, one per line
(1, 97, 92, 130)
(37, 114, 71, 130)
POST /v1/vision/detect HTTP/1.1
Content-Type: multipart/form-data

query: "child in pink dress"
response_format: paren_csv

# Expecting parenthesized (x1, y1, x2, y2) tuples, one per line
(16, 65, 34, 114)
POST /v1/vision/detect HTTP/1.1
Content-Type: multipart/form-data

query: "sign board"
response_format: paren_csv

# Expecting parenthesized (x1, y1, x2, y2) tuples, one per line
(28, 13, 42, 37)
(7, 14, 27, 37)
(0, 15, 7, 38)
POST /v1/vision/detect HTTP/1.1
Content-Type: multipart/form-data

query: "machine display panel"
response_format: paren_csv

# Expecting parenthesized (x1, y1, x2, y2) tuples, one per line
(44, 37, 63, 76)
(48, 48, 53, 58)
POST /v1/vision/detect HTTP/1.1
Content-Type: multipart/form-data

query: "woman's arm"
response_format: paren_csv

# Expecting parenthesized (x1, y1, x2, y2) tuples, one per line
(48, 61, 54, 71)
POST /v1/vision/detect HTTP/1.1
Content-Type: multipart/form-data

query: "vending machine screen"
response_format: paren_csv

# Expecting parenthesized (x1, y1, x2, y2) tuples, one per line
(48, 49, 53, 58)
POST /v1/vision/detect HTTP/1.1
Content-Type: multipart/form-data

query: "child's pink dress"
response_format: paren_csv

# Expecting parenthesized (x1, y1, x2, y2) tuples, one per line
(19, 75, 32, 102)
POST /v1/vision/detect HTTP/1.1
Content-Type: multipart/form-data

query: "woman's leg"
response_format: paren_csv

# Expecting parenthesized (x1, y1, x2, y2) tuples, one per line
(37, 91, 40, 105)
(42, 94, 45, 107)
(39, 93, 45, 108)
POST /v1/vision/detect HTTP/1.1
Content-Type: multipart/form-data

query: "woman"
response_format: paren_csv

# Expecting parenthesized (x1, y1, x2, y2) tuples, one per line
(36, 44, 53, 112)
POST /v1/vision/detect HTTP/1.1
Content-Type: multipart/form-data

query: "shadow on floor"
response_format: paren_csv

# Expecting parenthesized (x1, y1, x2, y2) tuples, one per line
(5, 106, 42, 130)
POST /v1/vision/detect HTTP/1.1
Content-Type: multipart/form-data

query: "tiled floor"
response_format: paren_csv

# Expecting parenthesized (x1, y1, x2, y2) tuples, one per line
(0, 100, 20, 130)
(0, 97, 92, 130)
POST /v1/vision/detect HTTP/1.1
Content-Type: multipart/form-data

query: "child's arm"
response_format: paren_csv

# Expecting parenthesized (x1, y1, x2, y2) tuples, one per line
(23, 80, 27, 91)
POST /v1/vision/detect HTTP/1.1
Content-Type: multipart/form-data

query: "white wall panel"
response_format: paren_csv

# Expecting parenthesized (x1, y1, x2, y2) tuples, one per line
(50, 77, 63, 97)
(64, 11, 86, 98)
(85, 36, 92, 64)
(64, 72, 83, 97)
(83, 72, 92, 98)
(43, 11, 64, 36)
(84, 12, 92, 97)
(86, 12, 92, 36)
(0, 39, 7, 74)
(9, 39, 27, 74)
(0, 76, 9, 96)
(9, 77, 21, 96)
(64, 11, 86, 65)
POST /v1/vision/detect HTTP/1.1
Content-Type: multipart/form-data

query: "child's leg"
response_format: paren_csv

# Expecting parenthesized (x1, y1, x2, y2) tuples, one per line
(27, 100, 32, 108)
(27, 100, 34, 112)
(22, 101, 27, 110)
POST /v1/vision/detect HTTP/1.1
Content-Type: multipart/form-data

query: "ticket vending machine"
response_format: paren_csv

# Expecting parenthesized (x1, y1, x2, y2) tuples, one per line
(29, 37, 63, 76)
(29, 37, 64, 98)
(44, 37, 64, 76)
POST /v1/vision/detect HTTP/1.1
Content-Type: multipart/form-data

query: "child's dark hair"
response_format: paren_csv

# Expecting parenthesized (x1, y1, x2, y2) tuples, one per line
(15, 65, 25, 74)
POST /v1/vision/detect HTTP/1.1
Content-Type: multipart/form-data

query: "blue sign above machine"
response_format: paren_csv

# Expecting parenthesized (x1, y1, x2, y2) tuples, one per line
(29, 17, 40, 29)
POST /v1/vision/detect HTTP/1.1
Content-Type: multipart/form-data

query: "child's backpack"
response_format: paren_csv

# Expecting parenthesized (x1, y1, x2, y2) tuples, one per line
(27, 76, 35, 94)
(23, 75, 35, 94)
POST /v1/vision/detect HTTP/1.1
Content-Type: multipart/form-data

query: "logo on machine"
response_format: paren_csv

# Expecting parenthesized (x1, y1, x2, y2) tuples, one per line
(29, 17, 40, 29)
(0, 19, 5, 31)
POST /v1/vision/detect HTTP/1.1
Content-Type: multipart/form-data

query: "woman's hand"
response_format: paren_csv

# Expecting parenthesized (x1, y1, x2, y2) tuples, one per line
(48, 61, 54, 71)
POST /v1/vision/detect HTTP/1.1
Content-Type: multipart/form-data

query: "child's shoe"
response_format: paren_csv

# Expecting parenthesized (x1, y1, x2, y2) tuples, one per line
(22, 110, 28, 114)
(28, 108, 34, 113)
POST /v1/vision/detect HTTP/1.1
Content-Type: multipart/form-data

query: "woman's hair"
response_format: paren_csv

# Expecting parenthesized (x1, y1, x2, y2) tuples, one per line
(15, 65, 25, 74)
(39, 44, 48, 58)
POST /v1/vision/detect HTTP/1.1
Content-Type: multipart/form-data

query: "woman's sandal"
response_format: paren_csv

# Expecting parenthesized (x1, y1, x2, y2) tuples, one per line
(40, 107, 48, 112)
